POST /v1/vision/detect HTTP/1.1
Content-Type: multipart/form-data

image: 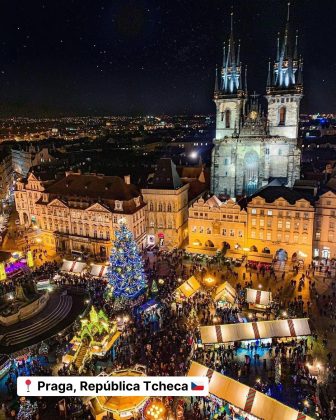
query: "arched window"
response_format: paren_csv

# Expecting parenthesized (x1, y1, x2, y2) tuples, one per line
(279, 106, 286, 126)
(149, 202, 154, 211)
(225, 109, 231, 128)
(158, 203, 163, 212)
(167, 203, 172, 212)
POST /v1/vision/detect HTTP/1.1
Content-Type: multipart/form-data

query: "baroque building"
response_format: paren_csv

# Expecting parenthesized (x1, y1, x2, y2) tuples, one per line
(211, 5, 302, 198)
(187, 185, 314, 265)
(313, 190, 336, 260)
(15, 172, 146, 258)
(141, 158, 189, 248)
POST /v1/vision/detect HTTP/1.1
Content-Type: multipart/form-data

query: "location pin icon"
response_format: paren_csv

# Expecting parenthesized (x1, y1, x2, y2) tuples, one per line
(25, 379, 31, 392)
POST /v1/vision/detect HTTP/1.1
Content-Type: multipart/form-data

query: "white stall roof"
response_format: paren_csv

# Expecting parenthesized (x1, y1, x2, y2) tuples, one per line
(200, 318, 311, 344)
(60, 260, 86, 274)
(187, 362, 314, 420)
(214, 282, 237, 304)
(90, 264, 108, 277)
(246, 288, 272, 306)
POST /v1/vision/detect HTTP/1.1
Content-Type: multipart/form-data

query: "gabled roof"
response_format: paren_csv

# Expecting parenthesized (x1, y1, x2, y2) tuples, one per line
(150, 158, 183, 190)
(240, 185, 314, 208)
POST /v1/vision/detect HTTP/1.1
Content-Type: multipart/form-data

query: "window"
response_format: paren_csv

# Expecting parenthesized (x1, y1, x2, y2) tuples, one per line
(330, 222, 334, 229)
(279, 106, 286, 125)
(106, 231, 110, 240)
(199, 227, 204, 233)
(266, 232, 271, 240)
(158, 203, 163, 212)
(229, 229, 235, 237)
(267, 210, 273, 216)
(267, 219, 272, 228)
(192, 226, 197, 232)
(206, 228, 211, 234)
(238, 230, 243, 238)
(222, 228, 227, 236)
(285, 221, 291, 229)
(251, 208, 257, 215)
(259, 231, 263, 239)
(303, 223, 308, 231)
(251, 230, 256, 239)
(304, 212, 309, 219)
(293, 234, 298, 243)
(284, 233, 289, 242)
(252, 218, 256, 226)
(150, 221, 154, 227)
(113, 216, 117, 223)
(260, 210, 264, 216)
(315, 232, 321, 240)
(149, 202, 154, 211)
(327, 200, 332, 205)
(260, 219, 264, 227)
(115, 201, 123, 211)
(224, 158, 229, 165)
(331, 210, 336, 217)
(225, 109, 231, 128)
(167, 203, 172, 212)
(277, 232, 282, 241)
(278, 220, 283, 229)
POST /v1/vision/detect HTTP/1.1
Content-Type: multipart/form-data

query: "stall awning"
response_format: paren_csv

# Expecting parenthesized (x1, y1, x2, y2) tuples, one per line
(200, 318, 311, 344)
(91, 264, 108, 277)
(187, 362, 314, 420)
(61, 260, 87, 273)
(176, 276, 201, 299)
(246, 288, 272, 306)
(214, 282, 237, 304)
(247, 255, 273, 263)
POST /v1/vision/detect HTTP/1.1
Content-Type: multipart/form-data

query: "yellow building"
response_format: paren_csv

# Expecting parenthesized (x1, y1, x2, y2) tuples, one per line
(188, 196, 247, 254)
(187, 186, 314, 265)
(141, 158, 189, 248)
(15, 172, 147, 258)
(313, 190, 336, 259)
(245, 186, 314, 264)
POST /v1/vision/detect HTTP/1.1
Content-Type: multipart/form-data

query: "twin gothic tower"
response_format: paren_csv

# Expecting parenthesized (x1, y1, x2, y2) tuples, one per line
(211, 3, 303, 198)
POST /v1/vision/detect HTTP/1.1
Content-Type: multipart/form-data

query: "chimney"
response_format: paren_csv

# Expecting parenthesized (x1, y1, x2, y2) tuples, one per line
(124, 175, 131, 185)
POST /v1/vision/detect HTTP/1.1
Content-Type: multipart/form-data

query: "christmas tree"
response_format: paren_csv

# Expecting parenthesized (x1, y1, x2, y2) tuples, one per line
(107, 219, 146, 300)
(17, 399, 38, 420)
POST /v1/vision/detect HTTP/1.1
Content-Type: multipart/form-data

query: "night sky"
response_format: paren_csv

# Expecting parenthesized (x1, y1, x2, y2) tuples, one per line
(1, 0, 335, 117)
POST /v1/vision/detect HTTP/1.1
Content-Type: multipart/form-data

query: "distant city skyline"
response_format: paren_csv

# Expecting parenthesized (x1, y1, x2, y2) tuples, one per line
(1, 0, 335, 116)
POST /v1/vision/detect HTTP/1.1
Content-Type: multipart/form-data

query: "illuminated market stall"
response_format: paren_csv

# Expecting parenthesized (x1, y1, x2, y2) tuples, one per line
(60, 260, 87, 274)
(200, 318, 311, 345)
(187, 361, 314, 420)
(246, 288, 272, 311)
(214, 281, 237, 305)
(89, 369, 149, 420)
(90, 264, 108, 278)
(62, 306, 120, 370)
(175, 276, 201, 300)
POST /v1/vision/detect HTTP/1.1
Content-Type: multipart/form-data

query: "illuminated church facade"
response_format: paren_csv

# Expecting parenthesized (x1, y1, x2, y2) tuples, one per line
(211, 4, 303, 198)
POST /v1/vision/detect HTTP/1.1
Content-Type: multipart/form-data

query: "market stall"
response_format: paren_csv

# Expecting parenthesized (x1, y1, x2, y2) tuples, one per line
(90, 264, 108, 278)
(214, 281, 237, 305)
(89, 369, 149, 420)
(200, 318, 311, 345)
(175, 276, 201, 300)
(60, 260, 86, 274)
(187, 361, 314, 420)
(246, 288, 272, 310)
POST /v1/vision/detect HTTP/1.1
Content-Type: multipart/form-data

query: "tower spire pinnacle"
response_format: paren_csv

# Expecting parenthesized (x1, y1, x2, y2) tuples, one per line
(266, 59, 271, 88)
(214, 65, 219, 92)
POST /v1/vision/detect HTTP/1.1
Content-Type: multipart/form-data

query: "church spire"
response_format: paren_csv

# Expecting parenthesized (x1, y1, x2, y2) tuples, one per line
(266, 59, 271, 88)
(216, 7, 244, 96)
(267, 1, 303, 94)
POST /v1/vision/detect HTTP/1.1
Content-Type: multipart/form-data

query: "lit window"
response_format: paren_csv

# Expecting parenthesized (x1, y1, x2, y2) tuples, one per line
(251, 208, 257, 214)
(267, 210, 273, 216)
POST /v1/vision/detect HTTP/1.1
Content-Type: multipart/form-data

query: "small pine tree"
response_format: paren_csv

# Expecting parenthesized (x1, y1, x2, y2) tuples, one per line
(17, 399, 38, 420)
(107, 220, 146, 300)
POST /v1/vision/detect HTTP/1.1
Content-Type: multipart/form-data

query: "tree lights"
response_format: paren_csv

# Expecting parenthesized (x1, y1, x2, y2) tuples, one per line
(107, 220, 146, 300)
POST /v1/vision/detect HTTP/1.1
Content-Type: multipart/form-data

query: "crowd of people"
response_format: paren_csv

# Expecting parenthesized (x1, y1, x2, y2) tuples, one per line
(0, 248, 334, 419)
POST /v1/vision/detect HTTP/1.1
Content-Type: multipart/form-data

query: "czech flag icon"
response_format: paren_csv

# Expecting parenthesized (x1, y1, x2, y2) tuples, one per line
(191, 382, 204, 391)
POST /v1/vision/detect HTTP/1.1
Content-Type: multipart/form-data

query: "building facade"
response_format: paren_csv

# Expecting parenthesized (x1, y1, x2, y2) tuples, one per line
(15, 172, 146, 258)
(12, 145, 54, 177)
(211, 6, 302, 198)
(188, 196, 247, 254)
(246, 187, 314, 264)
(188, 186, 314, 264)
(141, 158, 189, 248)
(0, 152, 13, 209)
(313, 191, 336, 259)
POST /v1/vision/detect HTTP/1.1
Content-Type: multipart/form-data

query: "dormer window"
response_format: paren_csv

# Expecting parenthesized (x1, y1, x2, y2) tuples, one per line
(115, 200, 123, 211)
(134, 197, 140, 207)
(279, 106, 286, 126)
